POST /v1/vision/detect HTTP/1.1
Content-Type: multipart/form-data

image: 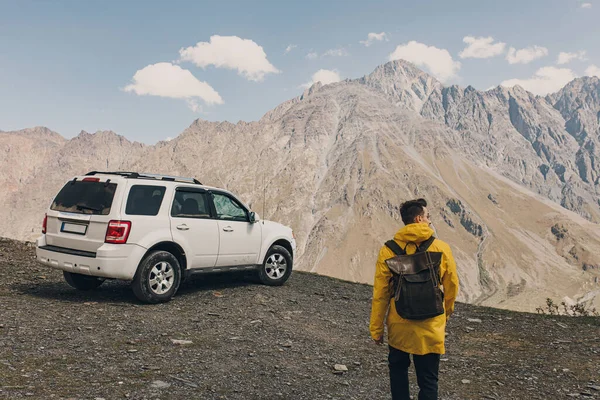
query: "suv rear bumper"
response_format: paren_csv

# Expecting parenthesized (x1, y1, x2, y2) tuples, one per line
(35, 236, 146, 280)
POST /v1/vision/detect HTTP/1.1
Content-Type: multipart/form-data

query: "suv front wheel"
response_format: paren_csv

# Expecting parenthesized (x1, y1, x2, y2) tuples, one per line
(63, 271, 104, 290)
(132, 251, 181, 304)
(258, 245, 293, 286)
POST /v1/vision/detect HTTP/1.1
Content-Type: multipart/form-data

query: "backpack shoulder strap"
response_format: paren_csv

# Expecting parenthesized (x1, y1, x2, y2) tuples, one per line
(385, 240, 405, 256)
(417, 236, 436, 253)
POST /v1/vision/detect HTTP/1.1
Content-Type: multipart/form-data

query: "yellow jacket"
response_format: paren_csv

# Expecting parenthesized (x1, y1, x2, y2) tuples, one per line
(369, 223, 459, 355)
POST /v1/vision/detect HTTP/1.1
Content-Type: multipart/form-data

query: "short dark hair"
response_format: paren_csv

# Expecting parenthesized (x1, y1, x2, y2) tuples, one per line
(400, 198, 427, 225)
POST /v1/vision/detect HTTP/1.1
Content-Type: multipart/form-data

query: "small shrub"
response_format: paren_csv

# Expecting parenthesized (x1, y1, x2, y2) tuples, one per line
(536, 297, 599, 317)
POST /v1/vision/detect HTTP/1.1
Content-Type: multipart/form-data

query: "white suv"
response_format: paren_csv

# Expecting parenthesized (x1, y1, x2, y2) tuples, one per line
(35, 171, 296, 303)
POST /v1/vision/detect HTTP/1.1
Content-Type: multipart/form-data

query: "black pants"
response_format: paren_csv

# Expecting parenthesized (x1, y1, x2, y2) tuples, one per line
(388, 346, 440, 400)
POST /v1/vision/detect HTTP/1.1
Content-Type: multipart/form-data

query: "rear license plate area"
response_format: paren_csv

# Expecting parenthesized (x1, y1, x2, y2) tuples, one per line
(61, 222, 88, 235)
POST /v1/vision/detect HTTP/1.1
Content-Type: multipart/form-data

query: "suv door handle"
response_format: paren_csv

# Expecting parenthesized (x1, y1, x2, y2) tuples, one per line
(177, 224, 189, 231)
(222, 226, 234, 232)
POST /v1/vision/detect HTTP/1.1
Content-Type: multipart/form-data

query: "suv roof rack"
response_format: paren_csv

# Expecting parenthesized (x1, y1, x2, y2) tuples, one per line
(85, 171, 202, 185)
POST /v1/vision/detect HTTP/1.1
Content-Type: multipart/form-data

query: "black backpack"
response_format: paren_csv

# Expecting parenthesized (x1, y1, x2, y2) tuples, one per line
(384, 236, 445, 320)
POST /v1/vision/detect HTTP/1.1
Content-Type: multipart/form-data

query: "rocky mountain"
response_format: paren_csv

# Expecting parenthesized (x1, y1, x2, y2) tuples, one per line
(1, 60, 600, 312)
(548, 77, 600, 191)
(0, 129, 145, 240)
(368, 62, 600, 222)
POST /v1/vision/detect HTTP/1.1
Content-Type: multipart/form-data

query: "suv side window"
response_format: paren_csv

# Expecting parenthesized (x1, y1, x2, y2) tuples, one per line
(212, 193, 248, 221)
(171, 189, 211, 219)
(125, 185, 166, 216)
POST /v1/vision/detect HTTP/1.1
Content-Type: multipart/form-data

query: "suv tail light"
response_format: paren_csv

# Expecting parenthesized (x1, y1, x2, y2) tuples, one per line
(105, 220, 132, 244)
(42, 214, 47, 234)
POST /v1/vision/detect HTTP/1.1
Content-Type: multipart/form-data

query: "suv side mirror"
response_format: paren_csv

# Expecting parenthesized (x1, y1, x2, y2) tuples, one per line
(249, 211, 258, 223)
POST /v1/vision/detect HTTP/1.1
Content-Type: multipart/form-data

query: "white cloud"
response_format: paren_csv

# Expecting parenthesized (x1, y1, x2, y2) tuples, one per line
(179, 35, 280, 82)
(458, 36, 506, 59)
(500, 66, 577, 95)
(585, 65, 600, 77)
(581, 2, 592, 8)
(284, 44, 297, 54)
(305, 48, 349, 59)
(556, 51, 587, 65)
(506, 46, 548, 64)
(123, 62, 223, 110)
(165, 136, 173, 142)
(388, 40, 461, 82)
(323, 48, 349, 57)
(360, 32, 388, 47)
(186, 99, 203, 113)
(301, 69, 341, 88)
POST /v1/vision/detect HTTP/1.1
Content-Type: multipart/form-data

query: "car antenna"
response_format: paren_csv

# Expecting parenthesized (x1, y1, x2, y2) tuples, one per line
(262, 173, 266, 220)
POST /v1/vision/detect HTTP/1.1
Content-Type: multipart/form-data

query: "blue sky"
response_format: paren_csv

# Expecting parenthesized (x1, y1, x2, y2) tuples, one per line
(0, 0, 598, 144)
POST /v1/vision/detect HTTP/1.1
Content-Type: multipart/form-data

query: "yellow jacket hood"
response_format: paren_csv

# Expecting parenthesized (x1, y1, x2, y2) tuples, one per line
(393, 223, 435, 248)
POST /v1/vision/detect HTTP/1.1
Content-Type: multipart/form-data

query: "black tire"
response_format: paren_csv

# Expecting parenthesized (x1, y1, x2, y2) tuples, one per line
(258, 245, 293, 286)
(63, 271, 104, 291)
(132, 251, 181, 304)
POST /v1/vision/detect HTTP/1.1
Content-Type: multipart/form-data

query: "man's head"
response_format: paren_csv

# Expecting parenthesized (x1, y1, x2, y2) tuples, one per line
(400, 198, 431, 225)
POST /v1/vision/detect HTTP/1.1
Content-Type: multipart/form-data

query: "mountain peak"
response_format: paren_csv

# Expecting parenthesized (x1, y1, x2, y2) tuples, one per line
(547, 75, 600, 125)
(2, 126, 65, 142)
(76, 129, 116, 137)
(553, 76, 600, 96)
(301, 81, 323, 99)
(506, 84, 532, 98)
(72, 130, 141, 147)
(357, 59, 442, 112)
(366, 59, 438, 83)
(11, 126, 63, 137)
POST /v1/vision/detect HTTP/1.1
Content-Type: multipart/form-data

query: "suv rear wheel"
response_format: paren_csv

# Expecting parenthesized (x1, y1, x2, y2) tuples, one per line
(132, 251, 181, 304)
(258, 245, 292, 286)
(63, 271, 104, 291)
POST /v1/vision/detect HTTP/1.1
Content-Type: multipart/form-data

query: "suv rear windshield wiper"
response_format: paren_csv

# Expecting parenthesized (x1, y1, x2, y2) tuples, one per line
(76, 204, 102, 212)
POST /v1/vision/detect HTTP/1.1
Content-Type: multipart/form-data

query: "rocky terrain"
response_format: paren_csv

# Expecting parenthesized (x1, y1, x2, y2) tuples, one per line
(1, 238, 599, 400)
(2, 60, 600, 312)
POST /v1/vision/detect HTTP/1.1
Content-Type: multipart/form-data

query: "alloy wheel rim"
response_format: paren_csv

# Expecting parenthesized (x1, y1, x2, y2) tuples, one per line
(265, 254, 287, 279)
(149, 261, 174, 295)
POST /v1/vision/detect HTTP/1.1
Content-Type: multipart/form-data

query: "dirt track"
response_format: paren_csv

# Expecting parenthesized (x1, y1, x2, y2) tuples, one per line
(1, 238, 599, 399)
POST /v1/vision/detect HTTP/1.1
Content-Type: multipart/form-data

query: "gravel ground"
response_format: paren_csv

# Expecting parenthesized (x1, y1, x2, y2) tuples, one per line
(1, 238, 599, 400)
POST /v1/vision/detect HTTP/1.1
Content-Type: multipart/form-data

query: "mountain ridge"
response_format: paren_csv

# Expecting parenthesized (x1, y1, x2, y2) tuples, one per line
(2, 59, 600, 312)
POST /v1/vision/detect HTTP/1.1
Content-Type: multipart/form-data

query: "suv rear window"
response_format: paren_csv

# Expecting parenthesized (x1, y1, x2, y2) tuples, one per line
(51, 180, 117, 215)
(125, 185, 166, 216)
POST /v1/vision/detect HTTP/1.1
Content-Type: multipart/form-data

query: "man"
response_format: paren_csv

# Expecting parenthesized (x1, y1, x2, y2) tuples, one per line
(370, 198, 459, 400)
